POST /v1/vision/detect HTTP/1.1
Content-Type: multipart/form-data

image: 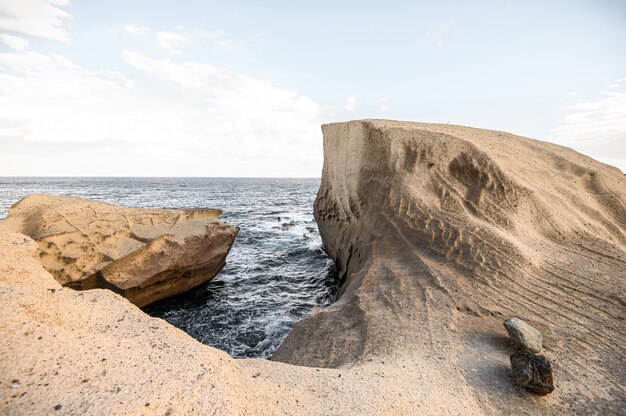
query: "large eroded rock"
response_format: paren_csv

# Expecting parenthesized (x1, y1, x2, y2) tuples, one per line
(0, 215, 482, 415)
(1, 194, 238, 307)
(2, 121, 625, 415)
(273, 120, 626, 414)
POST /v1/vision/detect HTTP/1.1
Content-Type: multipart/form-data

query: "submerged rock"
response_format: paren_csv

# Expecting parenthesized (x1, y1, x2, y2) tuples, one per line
(2, 194, 238, 307)
(503, 317, 543, 353)
(510, 351, 555, 395)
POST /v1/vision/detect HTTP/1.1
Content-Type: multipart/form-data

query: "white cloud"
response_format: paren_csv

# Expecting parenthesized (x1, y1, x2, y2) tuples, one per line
(427, 21, 454, 48)
(0, 0, 73, 42)
(212, 37, 245, 53)
(379, 97, 390, 112)
(141, 28, 246, 56)
(345, 97, 357, 111)
(124, 24, 150, 38)
(120, 51, 322, 160)
(0, 34, 28, 51)
(0, 49, 323, 176)
(551, 78, 626, 171)
(154, 31, 191, 56)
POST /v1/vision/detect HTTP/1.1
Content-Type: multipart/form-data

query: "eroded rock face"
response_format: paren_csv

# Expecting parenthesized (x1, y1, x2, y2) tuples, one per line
(273, 120, 626, 414)
(504, 317, 543, 353)
(510, 351, 554, 395)
(2, 194, 238, 307)
(0, 211, 487, 415)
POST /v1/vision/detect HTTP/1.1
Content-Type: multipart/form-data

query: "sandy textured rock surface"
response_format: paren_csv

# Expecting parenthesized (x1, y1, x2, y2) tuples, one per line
(1, 120, 625, 415)
(273, 120, 626, 414)
(0, 225, 281, 415)
(2, 195, 238, 307)
(0, 224, 479, 415)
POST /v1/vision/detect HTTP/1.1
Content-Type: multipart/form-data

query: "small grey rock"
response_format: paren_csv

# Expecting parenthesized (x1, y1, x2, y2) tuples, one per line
(503, 317, 543, 353)
(510, 351, 554, 395)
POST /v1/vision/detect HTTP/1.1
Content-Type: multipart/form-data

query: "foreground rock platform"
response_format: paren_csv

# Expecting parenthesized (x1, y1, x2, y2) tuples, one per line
(1, 120, 624, 415)
(2, 195, 238, 307)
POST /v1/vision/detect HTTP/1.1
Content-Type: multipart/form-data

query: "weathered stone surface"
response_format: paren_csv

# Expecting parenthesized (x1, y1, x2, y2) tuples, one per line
(510, 351, 555, 395)
(2, 194, 238, 307)
(0, 223, 483, 415)
(272, 120, 625, 413)
(504, 317, 543, 353)
(2, 121, 625, 415)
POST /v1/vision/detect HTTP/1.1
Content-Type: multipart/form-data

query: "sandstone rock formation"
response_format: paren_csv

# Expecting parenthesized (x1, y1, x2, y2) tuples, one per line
(1, 120, 625, 415)
(273, 120, 626, 414)
(2, 195, 238, 307)
(0, 224, 276, 415)
(0, 223, 480, 415)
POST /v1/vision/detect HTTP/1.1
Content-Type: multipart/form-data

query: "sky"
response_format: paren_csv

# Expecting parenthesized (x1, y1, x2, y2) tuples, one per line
(0, 0, 624, 177)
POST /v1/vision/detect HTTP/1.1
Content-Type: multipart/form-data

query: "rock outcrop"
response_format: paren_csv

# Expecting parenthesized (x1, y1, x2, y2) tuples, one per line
(273, 120, 626, 414)
(2, 195, 238, 307)
(0, 223, 480, 415)
(1, 120, 625, 415)
(0, 224, 276, 415)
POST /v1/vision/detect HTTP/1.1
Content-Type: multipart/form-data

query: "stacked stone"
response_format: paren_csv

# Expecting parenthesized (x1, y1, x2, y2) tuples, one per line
(503, 317, 554, 395)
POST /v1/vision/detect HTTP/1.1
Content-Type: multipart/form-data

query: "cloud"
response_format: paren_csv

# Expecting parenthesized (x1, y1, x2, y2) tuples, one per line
(345, 97, 357, 111)
(128, 26, 246, 56)
(0, 0, 73, 42)
(427, 21, 454, 48)
(0, 49, 323, 176)
(120, 51, 322, 161)
(0, 51, 135, 144)
(379, 97, 390, 112)
(154, 31, 191, 56)
(551, 78, 626, 171)
(212, 37, 245, 53)
(123, 24, 150, 38)
(0, 34, 28, 51)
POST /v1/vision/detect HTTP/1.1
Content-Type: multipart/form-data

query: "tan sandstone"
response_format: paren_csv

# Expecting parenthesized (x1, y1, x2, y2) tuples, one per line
(1, 120, 625, 415)
(273, 120, 626, 413)
(2, 195, 238, 307)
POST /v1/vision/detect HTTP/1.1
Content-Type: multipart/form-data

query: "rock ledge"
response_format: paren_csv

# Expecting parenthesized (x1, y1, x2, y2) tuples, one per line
(2, 194, 238, 306)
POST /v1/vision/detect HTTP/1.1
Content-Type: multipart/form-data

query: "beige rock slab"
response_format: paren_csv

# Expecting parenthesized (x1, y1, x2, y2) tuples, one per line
(2, 194, 238, 307)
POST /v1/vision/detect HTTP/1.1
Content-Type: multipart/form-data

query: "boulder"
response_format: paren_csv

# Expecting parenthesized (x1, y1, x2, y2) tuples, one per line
(510, 351, 555, 395)
(503, 317, 543, 353)
(1, 194, 238, 307)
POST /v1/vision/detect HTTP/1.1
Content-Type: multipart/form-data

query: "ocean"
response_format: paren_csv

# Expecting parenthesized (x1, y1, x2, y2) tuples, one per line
(0, 177, 338, 358)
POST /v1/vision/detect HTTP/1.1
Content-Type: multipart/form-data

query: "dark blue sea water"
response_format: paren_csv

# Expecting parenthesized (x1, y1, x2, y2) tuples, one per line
(0, 177, 338, 358)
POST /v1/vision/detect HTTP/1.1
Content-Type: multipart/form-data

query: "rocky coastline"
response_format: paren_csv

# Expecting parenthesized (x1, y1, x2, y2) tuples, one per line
(1, 120, 624, 415)
(2, 194, 238, 307)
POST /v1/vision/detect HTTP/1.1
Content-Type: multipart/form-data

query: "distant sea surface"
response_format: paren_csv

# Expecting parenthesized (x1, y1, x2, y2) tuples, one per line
(0, 177, 338, 358)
